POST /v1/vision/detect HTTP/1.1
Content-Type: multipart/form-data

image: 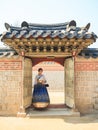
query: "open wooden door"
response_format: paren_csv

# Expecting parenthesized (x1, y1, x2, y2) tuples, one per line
(23, 58, 32, 108)
(64, 57, 75, 108)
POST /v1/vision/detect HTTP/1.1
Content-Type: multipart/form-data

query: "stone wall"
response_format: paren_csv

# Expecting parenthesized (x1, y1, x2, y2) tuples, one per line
(0, 57, 22, 116)
(75, 57, 98, 113)
(0, 55, 98, 115)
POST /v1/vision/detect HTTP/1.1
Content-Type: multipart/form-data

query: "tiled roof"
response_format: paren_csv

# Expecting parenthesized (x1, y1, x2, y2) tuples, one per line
(79, 48, 98, 58)
(0, 48, 18, 58)
(1, 20, 97, 41)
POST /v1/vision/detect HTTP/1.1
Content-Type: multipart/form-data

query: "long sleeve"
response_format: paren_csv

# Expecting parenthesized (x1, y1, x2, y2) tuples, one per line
(34, 74, 47, 85)
(43, 75, 47, 83)
(40, 75, 47, 83)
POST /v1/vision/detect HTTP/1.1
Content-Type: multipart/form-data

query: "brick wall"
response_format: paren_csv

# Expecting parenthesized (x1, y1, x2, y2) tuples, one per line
(75, 57, 98, 113)
(0, 57, 22, 116)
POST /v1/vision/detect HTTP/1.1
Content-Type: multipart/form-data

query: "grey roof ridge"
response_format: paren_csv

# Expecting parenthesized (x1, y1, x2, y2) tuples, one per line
(4, 20, 76, 31)
(28, 22, 69, 27)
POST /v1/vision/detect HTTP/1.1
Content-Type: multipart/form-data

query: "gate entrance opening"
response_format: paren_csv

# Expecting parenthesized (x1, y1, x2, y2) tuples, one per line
(32, 61, 65, 105)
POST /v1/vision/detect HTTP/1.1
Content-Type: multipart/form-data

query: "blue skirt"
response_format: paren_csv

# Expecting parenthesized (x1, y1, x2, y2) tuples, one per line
(32, 83, 50, 103)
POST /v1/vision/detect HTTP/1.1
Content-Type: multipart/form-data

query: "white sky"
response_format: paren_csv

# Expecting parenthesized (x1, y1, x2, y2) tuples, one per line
(0, 0, 98, 48)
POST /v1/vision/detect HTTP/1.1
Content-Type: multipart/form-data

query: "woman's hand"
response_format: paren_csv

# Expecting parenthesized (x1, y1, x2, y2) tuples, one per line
(37, 79, 43, 83)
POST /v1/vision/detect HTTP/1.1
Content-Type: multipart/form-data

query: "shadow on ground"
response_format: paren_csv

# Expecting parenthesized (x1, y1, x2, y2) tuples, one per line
(28, 113, 98, 124)
(62, 114, 98, 124)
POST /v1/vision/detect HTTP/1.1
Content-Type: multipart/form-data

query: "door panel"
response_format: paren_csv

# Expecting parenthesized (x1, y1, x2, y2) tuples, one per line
(23, 58, 32, 108)
(64, 58, 75, 108)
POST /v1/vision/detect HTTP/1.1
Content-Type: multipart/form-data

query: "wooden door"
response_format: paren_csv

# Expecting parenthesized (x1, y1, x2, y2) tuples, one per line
(23, 58, 32, 108)
(64, 57, 75, 108)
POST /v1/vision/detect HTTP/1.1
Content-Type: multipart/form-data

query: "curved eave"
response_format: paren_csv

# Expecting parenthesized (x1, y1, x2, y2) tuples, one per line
(1, 34, 98, 42)
(1, 37, 95, 58)
(0, 20, 97, 57)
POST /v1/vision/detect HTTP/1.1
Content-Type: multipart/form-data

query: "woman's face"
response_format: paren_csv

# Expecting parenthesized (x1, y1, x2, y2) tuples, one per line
(38, 70, 43, 75)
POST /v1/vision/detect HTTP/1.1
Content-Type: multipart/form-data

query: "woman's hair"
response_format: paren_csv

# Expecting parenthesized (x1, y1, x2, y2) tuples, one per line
(38, 68, 43, 72)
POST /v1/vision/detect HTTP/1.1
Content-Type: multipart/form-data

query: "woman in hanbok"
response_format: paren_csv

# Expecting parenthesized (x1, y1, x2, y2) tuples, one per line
(32, 68, 50, 109)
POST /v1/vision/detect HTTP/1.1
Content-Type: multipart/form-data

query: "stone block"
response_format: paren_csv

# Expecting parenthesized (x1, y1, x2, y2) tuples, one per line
(0, 104, 2, 110)
(76, 103, 94, 114)
(2, 104, 7, 110)
(95, 98, 98, 104)
(17, 112, 26, 117)
(0, 59, 23, 115)
(95, 87, 98, 92)
(94, 104, 98, 110)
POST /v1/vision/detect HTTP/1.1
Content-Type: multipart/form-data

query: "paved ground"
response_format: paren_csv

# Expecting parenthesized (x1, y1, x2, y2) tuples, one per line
(0, 113, 98, 130)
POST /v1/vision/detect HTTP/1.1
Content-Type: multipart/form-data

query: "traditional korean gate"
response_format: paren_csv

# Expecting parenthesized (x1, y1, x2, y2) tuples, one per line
(64, 57, 75, 108)
(1, 21, 96, 116)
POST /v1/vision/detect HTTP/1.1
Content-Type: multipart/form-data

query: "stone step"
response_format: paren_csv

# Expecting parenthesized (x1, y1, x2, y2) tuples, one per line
(26, 108, 80, 117)
(47, 104, 67, 108)
(30, 104, 67, 109)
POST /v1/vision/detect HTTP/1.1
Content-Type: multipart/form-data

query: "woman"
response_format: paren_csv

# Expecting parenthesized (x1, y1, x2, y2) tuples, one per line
(32, 68, 50, 109)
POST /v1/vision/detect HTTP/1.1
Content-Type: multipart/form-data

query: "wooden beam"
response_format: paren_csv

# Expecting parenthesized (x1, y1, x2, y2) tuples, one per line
(69, 38, 76, 42)
(85, 39, 94, 43)
(65, 42, 70, 46)
(21, 38, 28, 42)
(77, 39, 84, 42)
(2, 37, 95, 58)
(46, 38, 52, 42)
(61, 38, 68, 42)
(53, 38, 59, 42)
(14, 39, 20, 42)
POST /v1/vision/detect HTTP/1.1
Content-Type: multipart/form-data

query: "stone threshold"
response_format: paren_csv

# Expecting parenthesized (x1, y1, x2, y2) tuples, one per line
(30, 104, 67, 109)
(26, 108, 80, 117)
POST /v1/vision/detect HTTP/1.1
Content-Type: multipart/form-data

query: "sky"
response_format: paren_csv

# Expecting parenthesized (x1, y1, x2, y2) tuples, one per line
(0, 0, 98, 48)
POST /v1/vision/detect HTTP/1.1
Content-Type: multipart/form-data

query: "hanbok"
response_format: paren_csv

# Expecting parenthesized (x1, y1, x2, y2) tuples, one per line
(32, 74, 50, 108)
